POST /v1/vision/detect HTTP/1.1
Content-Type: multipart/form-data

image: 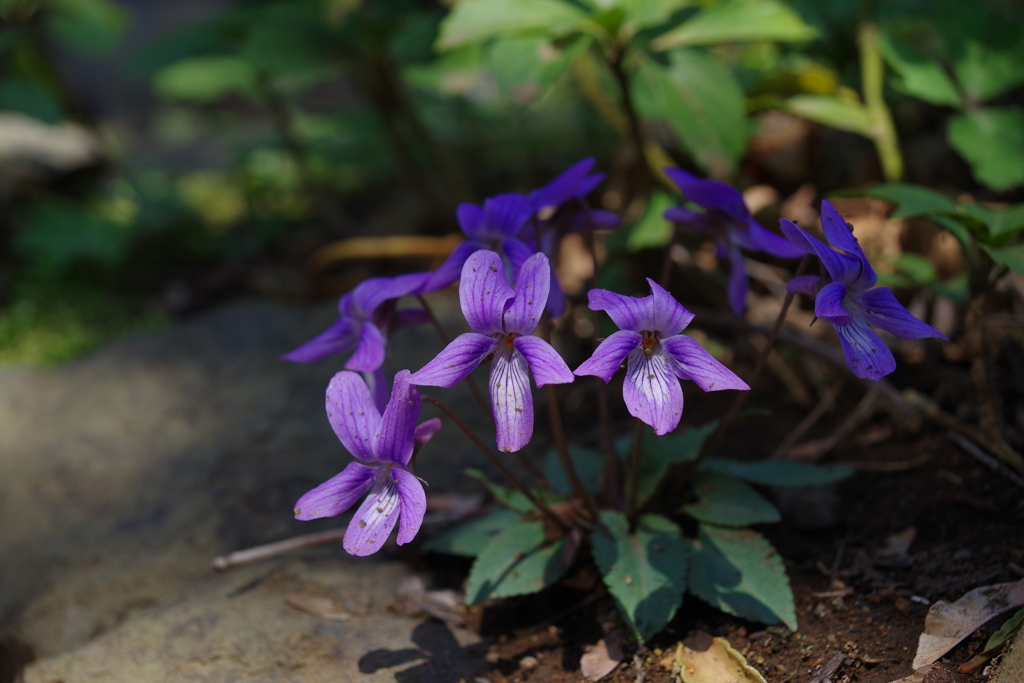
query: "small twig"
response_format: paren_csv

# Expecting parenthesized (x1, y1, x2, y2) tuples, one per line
(771, 381, 844, 459)
(211, 529, 347, 571)
(947, 432, 1024, 489)
(809, 652, 846, 683)
(422, 395, 568, 532)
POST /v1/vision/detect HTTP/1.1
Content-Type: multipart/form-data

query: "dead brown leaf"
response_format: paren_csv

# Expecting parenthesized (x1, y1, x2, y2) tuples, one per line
(285, 593, 350, 621)
(887, 662, 959, 683)
(580, 630, 624, 682)
(913, 578, 1024, 669)
(676, 632, 767, 683)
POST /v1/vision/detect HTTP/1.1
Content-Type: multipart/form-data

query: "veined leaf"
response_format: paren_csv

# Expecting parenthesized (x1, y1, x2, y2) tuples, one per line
(634, 421, 717, 505)
(465, 468, 562, 513)
(847, 183, 957, 219)
(879, 30, 962, 107)
(781, 95, 870, 136)
(981, 244, 1024, 276)
(683, 472, 781, 526)
(422, 508, 522, 557)
(956, 202, 1024, 242)
(543, 445, 603, 496)
(436, 0, 588, 50)
(627, 189, 676, 251)
(633, 52, 746, 178)
(592, 511, 689, 641)
(699, 459, 852, 487)
(651, 0, 816, 51)
(948, 108, 1024, 192)
(465, 519, 567, 604)
(689, 524, 796, 630)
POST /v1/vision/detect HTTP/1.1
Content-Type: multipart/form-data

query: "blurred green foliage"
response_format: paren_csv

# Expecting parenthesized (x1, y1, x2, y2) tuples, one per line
(0, 0, 1022, 365)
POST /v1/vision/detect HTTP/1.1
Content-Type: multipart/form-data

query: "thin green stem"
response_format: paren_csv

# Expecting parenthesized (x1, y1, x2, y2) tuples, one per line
(858, 21, 903, 182)
(422, 395, 568, 532)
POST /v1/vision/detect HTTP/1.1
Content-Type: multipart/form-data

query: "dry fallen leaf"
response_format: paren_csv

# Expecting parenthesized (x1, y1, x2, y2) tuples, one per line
(886, 662, 958, 683)
(580, 631, 624, 682)
(676, 632, 767, 683)
(913, 578, 1024, 669)
(285, 593, 350, 621)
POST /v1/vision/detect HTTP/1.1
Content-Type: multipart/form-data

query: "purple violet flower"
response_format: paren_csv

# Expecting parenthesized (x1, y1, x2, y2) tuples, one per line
(663, 167, 804, 315)
(409, 249, 574, 452)
(523, 158, 619, 318)
(281, 271, 431, 371)
(420, 193, 535, 294)
(574, 279, 749, 435)
(293, 369, 441, 557)
(781, 200, 947, 381)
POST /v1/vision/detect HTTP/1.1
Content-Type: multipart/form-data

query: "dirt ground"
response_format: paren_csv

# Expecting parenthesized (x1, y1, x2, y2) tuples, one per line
(411, 417, 1024, 683)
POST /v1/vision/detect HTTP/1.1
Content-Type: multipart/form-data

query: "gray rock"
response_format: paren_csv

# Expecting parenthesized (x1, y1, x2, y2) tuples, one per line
(0, 296, 494, 676)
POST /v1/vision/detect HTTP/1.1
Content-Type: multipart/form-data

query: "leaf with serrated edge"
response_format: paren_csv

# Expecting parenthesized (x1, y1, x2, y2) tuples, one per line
(635, 422, 717, 505)
(684, 473, 781, 526)
(465, 519, 567, 604)
(689, 524, 796, 630)
(422, 508, 522, 557)
(592, 511, 689, 642)
(699, 459, 852, 487)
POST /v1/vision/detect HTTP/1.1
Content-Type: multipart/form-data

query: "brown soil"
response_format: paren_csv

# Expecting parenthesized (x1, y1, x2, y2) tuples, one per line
(416, 428, 1024, 683)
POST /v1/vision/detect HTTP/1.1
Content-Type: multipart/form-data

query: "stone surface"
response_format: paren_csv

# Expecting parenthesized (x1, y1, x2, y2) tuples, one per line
(0, 296, 494, 679)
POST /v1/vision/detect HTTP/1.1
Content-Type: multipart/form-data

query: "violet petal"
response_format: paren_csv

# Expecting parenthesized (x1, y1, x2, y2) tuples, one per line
(725, 246, 749, 316)
(375, 370, 420, 467)
(785, 274, 820, 296)
(853, 287, 948, 340)
(741, 219, 807, 259)
(834, 318, 897, 380)
(421, 241, 482, 294)
(530, 157, 596, 211)
(414, 418, 442, 450)
(393, 468, 427, 546)
(344, 322, 386, 372)
(820, 200, 877, 288)
(647, 278, 695, 335)
(573, 330, 642, 382)
(588, 288, 652, 333)
(344, 471, 402, 556)
(457, 202, 485, 239)
(662, 335, 749, 392)
(481, 193, 533, 239)
(490, 346, 534, 452)
(293, 461, 376, 521)
(513, 335, 574, 387)
(623, 346, 684, 436)
(504, 252, 550, 336)
(408, 333, 497, 388)
(815, 281, 852, 325)
(325, 371, 382, 461)
(280, 316, 360, 363)
(782, 219, 862, 285)
(351, 271, 432, 319)
(460, 250, 515, 336)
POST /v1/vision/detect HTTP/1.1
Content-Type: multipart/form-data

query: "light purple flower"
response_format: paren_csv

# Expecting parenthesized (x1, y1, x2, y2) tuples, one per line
(293, 369, 441, 557)
(420, 193, 535, 294)
(523, 158, 619, 317)
(780, 200, 947, 381)
(574, 279, 749, 435)
(281, 271, 431, 371)
(664, 167, 804, 315)
(409, 249, 574, 452)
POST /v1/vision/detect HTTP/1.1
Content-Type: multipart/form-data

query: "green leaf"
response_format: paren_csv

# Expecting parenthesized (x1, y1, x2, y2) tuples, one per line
(635, 421, 717, 505)
(952, 37, 1024, 104)
(464, 519, 567, 604)
(592, 511, 689, 641)
(651, 0, 816, 51)
(683, 472, 781, 526)
(689, 524, 796, 630)
(956, 202, 1024, 242)
(848, 183, 957, 219)
(948, 108, 1024, 192)
(983, 607, 1024, 654)
(627, 189, 676, 251)
(879, 31, 962, 107)
(436, 0, 588, 50)
(0, 79, 63, 124)
(927, 214, 975, 256)
(543, 445, 603, 496)
(465, 468, 560, 513)
(981, 243, 1024, 276)
(422, 508, 522, 556)
(241, 24, 336, 80)
(781, 95, 870, 136)
(633, 51, 747, 178)
(618, 0, 698, 34)
(46, 0, 129, 56)
(699, 459, 853, 487)
(154, 56, 258, 103)
(15, 198, 131, 273)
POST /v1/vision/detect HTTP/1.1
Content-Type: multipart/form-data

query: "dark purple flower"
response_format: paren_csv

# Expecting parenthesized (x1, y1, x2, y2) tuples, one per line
(420, 193, 535, 294)
(664, 167, 804, 315)
(293, 369, 441, 557)
(781, 200, 947, 381)
(281, 271, 431, 371)
(409, 249, 574, 452)
(574, 279, 749, 435)
(524, 158, 619, 318)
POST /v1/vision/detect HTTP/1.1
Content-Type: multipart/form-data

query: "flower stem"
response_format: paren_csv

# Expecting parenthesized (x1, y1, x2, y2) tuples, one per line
(627, 418, 645, 521)
(546, 383, 600, 524)
(694, 254, 812, 467)
(422, 395, 569, 532)
(858, 21, 903, 182)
